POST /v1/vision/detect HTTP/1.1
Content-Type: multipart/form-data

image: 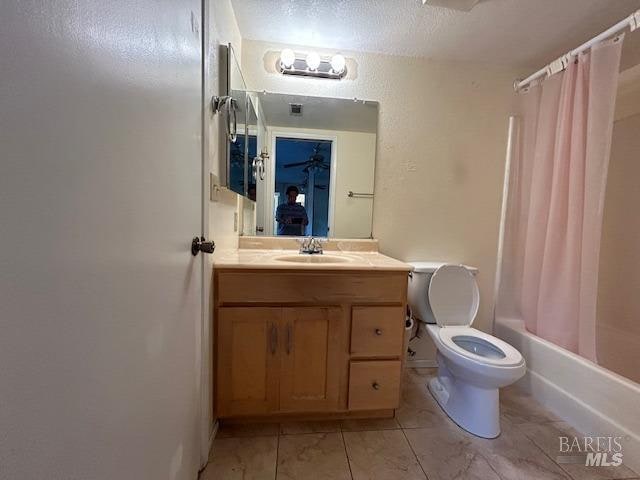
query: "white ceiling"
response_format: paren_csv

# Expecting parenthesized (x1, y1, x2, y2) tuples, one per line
(257, 92, 378, 133)
(230, 0, 640, 68)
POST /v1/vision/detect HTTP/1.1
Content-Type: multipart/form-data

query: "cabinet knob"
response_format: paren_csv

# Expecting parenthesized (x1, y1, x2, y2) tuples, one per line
(372, 382, 380, 390)
(375, 328, 383, 336)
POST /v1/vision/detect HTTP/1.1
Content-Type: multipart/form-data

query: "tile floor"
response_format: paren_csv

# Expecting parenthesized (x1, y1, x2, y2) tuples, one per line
(200, 368, 638, 480)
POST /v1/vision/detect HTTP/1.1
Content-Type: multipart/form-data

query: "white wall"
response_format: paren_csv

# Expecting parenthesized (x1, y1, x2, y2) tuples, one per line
(240, 196, 257, 236)
(597, 99, 640, 384)
(615, 63, 640, 122)
(333, 131, 376, 238)
(242, 39, 523, 361)
(204, 0, 243, 447)
(208, 0, 243, 250)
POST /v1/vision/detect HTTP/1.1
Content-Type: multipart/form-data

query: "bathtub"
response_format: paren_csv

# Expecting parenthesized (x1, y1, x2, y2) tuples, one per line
(495, 317, 640, 472)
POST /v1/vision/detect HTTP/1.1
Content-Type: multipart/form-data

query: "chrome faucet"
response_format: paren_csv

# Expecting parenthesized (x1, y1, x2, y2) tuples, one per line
(298, 237, 324, 255)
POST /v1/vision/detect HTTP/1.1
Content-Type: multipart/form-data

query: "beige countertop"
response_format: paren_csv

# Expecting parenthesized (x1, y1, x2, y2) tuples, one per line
(212, 248, 412, 272)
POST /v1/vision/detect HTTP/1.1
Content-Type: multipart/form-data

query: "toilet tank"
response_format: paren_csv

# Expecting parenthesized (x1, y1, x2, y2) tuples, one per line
(407, 262, 478, 324)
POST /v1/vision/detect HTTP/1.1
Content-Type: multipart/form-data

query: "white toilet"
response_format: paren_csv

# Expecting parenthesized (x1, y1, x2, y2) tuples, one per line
(407, 262, 526, 438)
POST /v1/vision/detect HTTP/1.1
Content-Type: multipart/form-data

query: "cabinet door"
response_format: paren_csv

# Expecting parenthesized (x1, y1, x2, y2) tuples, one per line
(217, 307, 280, 417)
(279, 307, 342, 412)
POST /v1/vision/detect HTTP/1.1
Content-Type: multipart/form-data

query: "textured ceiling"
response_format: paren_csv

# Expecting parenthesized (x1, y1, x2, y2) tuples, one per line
(230, 0, 640, 67)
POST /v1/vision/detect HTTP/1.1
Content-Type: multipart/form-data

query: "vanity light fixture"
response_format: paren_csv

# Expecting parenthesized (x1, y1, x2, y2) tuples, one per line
(280, 48, 296, 69)
(330, 54, 346, 74)
(306, 52, 321, 71)
(278, 49, 348, 80)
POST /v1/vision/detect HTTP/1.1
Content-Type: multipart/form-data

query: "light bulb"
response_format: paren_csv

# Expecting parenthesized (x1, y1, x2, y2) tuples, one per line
(330, 54, 346, 74)
(306, 52, 321, 70)
(280, 49, 295, 69)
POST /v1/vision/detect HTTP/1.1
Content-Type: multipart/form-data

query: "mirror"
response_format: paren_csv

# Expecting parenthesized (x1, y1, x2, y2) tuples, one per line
(226, 44, 248, 197)
(245, 92, 378, 239)
(246, 97, 258, 200)
(227, 96, 246, 196)
(238, 96, 259, 236)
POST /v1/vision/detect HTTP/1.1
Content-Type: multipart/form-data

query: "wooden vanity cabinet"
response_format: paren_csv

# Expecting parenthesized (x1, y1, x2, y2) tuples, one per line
(214, 269, 408, 420)
(279, 307, 343, 412)
(216, 307, 280, 417)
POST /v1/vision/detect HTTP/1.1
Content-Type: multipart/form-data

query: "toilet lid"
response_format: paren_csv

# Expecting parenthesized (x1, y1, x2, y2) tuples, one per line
(428, 264, 479, 327)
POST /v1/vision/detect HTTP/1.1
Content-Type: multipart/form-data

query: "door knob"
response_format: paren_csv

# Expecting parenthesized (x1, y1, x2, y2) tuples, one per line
(191, 236, 215, 256)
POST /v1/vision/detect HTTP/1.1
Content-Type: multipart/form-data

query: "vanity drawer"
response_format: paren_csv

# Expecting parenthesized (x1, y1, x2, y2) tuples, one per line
(350, 306, 404, 357)
(348, 360, 401, 410)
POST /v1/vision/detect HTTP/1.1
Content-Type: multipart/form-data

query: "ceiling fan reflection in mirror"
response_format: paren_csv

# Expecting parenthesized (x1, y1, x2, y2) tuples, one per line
(283, 143, 330, 173)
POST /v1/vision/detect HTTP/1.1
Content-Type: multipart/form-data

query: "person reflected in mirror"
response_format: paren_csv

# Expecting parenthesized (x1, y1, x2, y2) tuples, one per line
(276, 185, 308, 236)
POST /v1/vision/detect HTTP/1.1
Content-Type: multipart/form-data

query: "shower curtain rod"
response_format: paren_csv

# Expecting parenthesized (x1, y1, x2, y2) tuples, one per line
(515, 9, 640, 91)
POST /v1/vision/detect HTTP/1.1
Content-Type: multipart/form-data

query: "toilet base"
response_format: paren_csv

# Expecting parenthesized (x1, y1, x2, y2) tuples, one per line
(428, 359, 501, 439)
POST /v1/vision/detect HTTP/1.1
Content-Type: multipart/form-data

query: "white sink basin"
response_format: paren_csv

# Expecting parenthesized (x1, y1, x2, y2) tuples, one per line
(274, 254, 354, 264)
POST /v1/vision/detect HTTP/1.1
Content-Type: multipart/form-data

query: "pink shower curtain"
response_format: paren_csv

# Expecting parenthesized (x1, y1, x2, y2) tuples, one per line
(497, 36, 624, 361)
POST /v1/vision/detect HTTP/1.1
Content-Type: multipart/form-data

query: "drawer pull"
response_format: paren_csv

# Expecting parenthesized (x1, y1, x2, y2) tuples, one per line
(375, 328, 383, 336)
(372, 382, 381, 390)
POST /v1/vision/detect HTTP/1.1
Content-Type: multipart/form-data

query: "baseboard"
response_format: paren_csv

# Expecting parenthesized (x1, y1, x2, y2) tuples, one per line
(199, 420, 218, 472)
(220, 409, 394, 424)
(210, 420, 219, 443)
(406, 359, 437, 368)
(518, 369, 640, 473)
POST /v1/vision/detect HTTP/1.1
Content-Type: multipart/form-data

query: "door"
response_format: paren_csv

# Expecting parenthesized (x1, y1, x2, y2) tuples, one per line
(0, 1, 204, 479)
(279, 307, 342, 411)
(217, 308, 280, 416)
(270, 134, 336, 237)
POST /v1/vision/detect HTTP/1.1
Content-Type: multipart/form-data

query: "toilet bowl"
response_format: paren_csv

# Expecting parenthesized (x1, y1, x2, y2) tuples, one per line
(407, 262, 526, 438)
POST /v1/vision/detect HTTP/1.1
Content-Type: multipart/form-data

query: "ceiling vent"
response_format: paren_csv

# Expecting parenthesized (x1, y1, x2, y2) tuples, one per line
(289, 103, 303, 116)
(422, 0, 480, 12)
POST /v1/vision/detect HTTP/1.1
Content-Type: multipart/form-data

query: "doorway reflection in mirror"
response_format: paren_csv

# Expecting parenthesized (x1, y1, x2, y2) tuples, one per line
(274, 138, 332, 236)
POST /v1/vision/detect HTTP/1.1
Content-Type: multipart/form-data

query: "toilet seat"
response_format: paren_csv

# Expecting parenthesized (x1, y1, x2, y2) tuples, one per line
(437, 326, 524, 367)
(428, 264, 479, 327)
(428, 264, 523, 368)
